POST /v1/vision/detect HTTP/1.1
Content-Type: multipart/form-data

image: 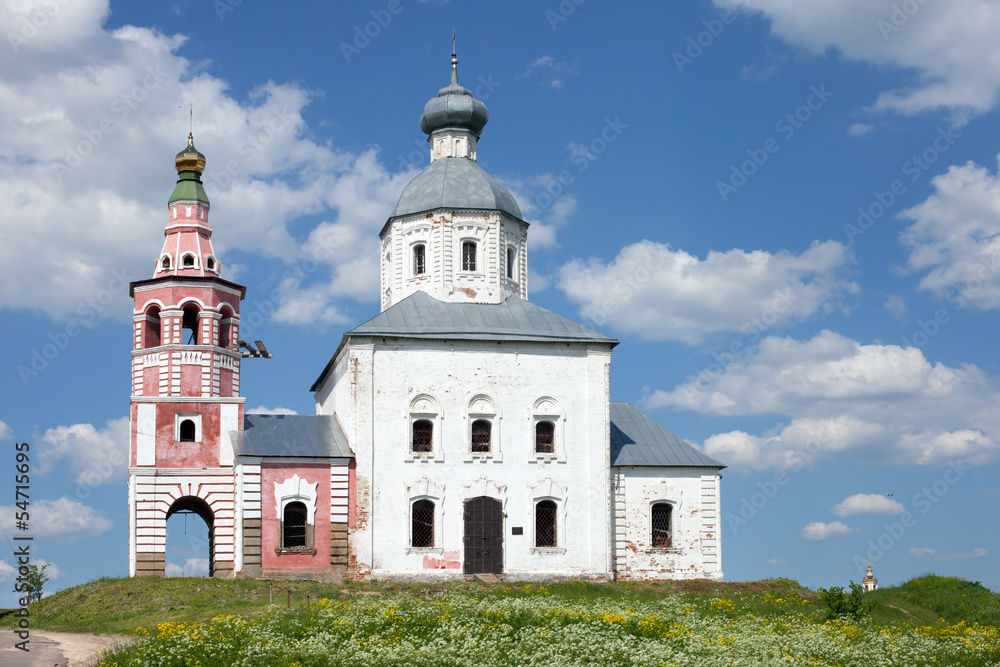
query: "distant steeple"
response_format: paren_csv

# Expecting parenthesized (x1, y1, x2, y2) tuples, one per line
(862, 552, 878, 591)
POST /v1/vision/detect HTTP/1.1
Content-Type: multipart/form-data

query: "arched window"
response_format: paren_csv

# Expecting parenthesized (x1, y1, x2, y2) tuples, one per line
(506, 247, 515, 280)
(179, 419, 196, 442)
(535, 421, 554, 454)
(144, 306, 161, 348)
(182, 306, 199, 345)
(462, 241, 477, 272)
(182, 254, 195, 268)
(206, 257, 216, 271)
(412, 419, 433, 453)
(535, 500, 557, 547)
(161, 256, 171, 270)
(413, 244, 426, 276)
(411, 499, 435, 548)
(282, 501, 307, 548)
(651, 503, 672, 548)
(471, 419, 491, 453)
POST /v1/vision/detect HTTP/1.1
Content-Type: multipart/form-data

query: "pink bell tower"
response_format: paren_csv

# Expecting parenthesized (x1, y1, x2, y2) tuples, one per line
(127, 135, 246, 577)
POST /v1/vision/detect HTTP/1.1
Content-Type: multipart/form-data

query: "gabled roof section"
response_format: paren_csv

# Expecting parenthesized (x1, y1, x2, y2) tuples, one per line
(610, 402, 725, 469)
(310, 291, 617, 391)
(232, 414, 353, 459)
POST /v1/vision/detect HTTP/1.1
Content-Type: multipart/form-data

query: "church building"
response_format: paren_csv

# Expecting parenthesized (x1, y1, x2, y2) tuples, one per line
(127, 51, 725, 582)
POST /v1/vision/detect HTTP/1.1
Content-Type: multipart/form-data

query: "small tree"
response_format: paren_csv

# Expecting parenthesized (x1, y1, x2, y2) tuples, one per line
(817, 581, 873, 621)
(13, 563, 50, 604)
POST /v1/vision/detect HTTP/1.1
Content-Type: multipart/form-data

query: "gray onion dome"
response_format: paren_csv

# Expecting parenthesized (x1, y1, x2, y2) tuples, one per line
(419, 52, 489, 137)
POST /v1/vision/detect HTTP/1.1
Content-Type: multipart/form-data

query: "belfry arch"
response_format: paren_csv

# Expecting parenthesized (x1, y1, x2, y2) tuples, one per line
(165, 496, 216, 577)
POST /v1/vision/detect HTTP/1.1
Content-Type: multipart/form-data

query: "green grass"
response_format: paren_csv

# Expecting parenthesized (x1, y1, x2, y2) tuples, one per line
(868, 574, 1000, 626)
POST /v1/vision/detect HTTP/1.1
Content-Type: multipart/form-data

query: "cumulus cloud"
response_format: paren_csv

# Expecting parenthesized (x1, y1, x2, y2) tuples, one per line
(0, 419, 10, 440)
(517, 56, 577, 89)
(715, 0, 1000, 120)
(504, 172, 578, 251)
(649, 330, 1000, 472)
(910, 546, 987, 561)
(832, 493, 905, 517)
(899, 156, 1000, 309)
(246, 406, 297, 415)
(37, 416, 129, 485)
(0, 497, 113, 543)
(557, 240, 857, 344)
(803, 521, 858, 541)
(0, 0, 410, 323)
(166, 558, 210, 577)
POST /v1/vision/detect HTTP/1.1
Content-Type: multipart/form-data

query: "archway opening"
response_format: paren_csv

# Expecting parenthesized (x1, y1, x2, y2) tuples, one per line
(165, 496, 214, 577)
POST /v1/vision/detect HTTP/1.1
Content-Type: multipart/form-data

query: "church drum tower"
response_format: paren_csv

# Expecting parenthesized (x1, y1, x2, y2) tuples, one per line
(127, 136, 246, 577)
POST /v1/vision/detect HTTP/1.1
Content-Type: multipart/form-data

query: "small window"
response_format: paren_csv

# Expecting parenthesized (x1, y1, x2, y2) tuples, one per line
(185, 205, 192, 217)
(412, 419, 433, 453)
(411, 499, 435, 548)
(462, 241, 477, 272)
(182, 306, 199, 344)
(536, 500, 557, 547)
(535, 421, 554, 454)
(471, 419, 491, 453)
(179, 419, 196, 442)
(283, 501, 307, 548)
(182, 254, 195, 268)
(161, 256, 171, 270)
(413, 244, 426, 276)
(506, 247, 515, 280)
(206, 257, 215, 271)
(651, 503, 672, 548)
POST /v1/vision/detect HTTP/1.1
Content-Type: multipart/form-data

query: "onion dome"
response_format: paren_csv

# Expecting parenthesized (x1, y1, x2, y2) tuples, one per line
(419, 51, 489, 137)
(168, 133, 210, 205)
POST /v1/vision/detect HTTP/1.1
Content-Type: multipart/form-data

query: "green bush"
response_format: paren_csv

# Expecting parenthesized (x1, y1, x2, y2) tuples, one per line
(817, 581, 873, 621)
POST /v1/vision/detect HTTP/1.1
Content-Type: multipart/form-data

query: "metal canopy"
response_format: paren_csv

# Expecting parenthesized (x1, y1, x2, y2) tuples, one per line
(610, 401, 725, 469)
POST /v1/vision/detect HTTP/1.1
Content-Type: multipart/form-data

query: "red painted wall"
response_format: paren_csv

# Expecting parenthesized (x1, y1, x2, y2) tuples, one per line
(261, 463, 332, 570)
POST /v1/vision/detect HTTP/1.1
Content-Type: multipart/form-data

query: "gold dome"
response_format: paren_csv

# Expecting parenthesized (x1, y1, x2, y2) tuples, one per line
(175, 133, 206, 173)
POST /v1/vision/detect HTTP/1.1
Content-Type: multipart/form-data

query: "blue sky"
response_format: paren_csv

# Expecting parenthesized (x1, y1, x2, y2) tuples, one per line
(2, 0, 999, 604)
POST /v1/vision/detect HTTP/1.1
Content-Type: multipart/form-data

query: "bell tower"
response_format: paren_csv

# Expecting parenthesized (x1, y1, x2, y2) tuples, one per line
(127, 134, 247, 577)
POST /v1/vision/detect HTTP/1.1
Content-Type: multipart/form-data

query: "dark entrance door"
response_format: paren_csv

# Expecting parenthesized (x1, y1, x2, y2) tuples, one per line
(463, 496, 503, 574)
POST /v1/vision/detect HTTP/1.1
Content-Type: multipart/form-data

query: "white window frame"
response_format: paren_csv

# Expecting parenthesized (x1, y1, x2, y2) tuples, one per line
(411, 241, 427, 277)
(181, 252, 199, 269)
(174, 413, 202, 443)
(406, 394, 443, 462)
(459, 238, 480, 274)
(649, 501, 676, 553)
(405, 477, 445, 555)
(465, 394, 501, 462)
(529, 397, 565, 463)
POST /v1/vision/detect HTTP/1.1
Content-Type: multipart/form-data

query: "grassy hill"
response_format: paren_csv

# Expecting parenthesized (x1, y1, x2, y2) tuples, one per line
(8, 575, 1000, 666)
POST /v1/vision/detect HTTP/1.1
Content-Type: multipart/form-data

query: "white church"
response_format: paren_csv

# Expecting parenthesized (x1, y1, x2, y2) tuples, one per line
(127, 51, 725, 582)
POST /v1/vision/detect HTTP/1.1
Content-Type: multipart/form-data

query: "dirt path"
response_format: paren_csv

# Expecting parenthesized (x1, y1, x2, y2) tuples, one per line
(1, 631, 134, 667)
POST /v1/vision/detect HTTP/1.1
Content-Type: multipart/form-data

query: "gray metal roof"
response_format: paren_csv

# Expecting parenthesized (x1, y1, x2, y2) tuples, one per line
(610, 402, 725, 468)
(350, 290, 615, 344)
(233, 414, 353, 459)
(311, 291, 616, 391)
(390, 157, 523, 220)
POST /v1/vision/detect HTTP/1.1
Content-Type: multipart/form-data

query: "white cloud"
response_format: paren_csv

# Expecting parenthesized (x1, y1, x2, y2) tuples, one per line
(832, 493, 905, 517)
(649, 330, 1000, 472)
(882, 293, 907, 319)
(715, 0, 1000, 120)
(848, 123, 875, 137)
(247, 406, 297, 415)
(166, 558, 209, 577)
(0, 497, 113, 543)
(803, 520, 858, 541)
(0, 0, 410, 322)
(0, 560, 16, 582)
(910, 546, 987, 561)
(766, 558, 788, 566)
(38, 416, 128, 485)
(505, 172, 579, 250)
(0, 419, 10, 440)
(517, 56, 577, 89)
(557, 240, 857, 344)
(899, 156, 1000, 309)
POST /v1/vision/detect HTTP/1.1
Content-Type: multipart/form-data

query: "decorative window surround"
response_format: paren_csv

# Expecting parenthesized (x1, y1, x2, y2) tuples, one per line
(529, 396, 565, 463)
(529, 477, 567, 553)
(406, 394, 443, 462)
(465, 394, 501, 462)
(273, 475, 318, 556)
(405, 476, 445, 553)
(174, 413, 201, 442)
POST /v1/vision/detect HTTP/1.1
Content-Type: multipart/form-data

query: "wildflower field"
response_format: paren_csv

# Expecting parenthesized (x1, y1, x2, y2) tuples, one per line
(90, 579, 1000, 667)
